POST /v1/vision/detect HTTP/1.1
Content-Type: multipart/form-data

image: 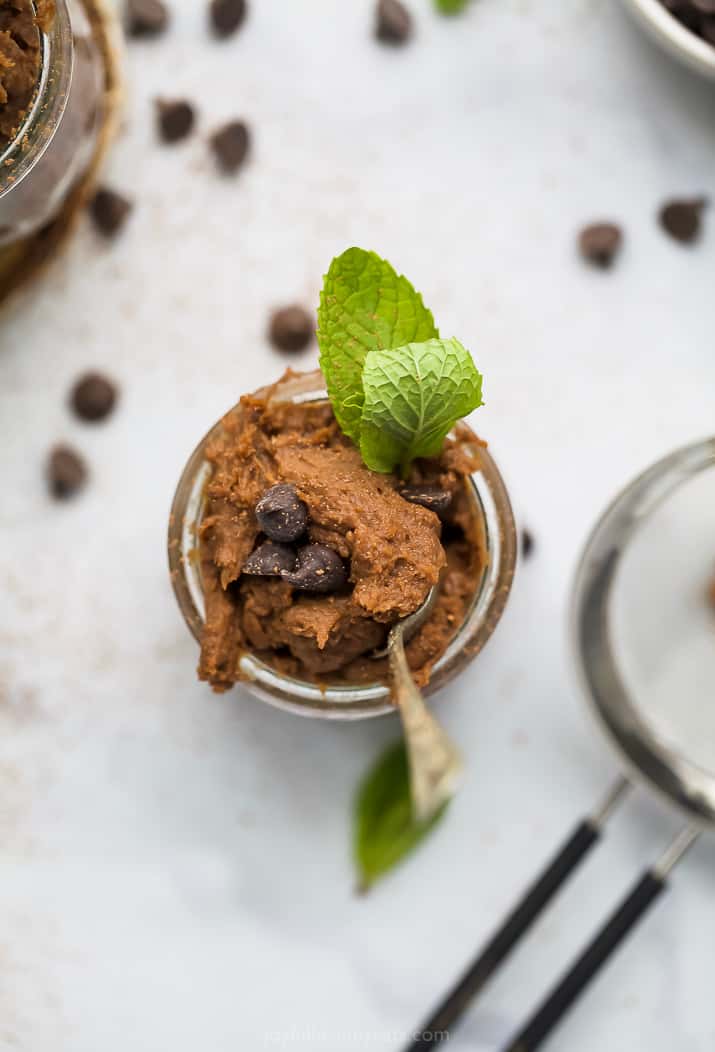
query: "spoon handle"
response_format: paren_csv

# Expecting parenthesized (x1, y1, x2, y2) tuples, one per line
(388, 626, 463, 824)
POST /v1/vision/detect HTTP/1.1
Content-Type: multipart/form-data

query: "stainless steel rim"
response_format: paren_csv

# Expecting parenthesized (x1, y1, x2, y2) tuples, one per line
(571, 437, 715, 825)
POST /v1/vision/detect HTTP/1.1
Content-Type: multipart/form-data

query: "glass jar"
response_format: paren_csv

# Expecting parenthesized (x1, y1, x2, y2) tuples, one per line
(168, 370, 518, 720)
(0, 0, 104, 246)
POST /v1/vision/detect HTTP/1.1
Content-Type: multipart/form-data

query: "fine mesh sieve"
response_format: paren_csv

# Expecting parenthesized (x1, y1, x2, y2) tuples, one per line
(407, 437, 715, 1052)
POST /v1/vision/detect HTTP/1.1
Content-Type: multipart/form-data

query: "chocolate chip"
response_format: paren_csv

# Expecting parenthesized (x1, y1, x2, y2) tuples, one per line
(399, 485, 453, 516)
(156, 99, 195, 143)
(659, 197, 708, 243)
(376, 0, 412, 43)
(89, 187, 133, 238)
(210, 120, 250, 174)
(521, 528, 535, 560)
(47, 445, 87, 499)
(126, 0, 169, 37)
(578, 222, 623, 268)
(209, 0, 246, 37)
(69, 372, 118, 423)
(268, 306, 314, 353)
(282, 544, 348, 594)
(243, 541, 297, 576)
(255, 484, 309, 542)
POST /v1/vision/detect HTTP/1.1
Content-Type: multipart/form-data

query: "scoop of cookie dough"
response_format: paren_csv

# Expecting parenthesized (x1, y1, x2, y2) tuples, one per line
(198, 372, 486, 691)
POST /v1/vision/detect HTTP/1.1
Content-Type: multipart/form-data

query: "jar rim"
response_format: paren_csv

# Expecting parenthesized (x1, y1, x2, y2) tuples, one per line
(168, 370, 518, 719)
(0, 0, 73, 197)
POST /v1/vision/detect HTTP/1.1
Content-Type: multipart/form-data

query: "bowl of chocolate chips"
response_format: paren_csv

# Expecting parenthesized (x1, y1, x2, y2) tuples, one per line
(168, 249, 517, 719)
(624, 0, 715, 78)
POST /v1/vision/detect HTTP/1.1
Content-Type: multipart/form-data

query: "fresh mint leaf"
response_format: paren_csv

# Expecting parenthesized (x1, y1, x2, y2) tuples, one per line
(435, 0, 470, 12)
(317, 248, 438, 444)
(359, 338, 483, 475)
(354, 741, 449, 892)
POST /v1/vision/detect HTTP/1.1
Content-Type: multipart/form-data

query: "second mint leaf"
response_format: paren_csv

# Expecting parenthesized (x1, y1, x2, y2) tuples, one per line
(359, 338, 483, 475)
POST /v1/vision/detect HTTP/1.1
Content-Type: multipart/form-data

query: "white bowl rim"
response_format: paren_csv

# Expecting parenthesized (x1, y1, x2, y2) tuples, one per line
(623, 0, 715, 78)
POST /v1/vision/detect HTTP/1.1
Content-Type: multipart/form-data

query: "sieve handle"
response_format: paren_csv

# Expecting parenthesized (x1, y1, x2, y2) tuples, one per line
(403, 779, 629, 1052)
(501, 825, 700, 1052)
(403, 821, 601, 1052)
(405, 782, 626, 1052)
(501, 872, 665, 1052)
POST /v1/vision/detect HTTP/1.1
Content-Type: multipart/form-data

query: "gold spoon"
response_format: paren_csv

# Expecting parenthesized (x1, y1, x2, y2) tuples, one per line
(374, 587, 464, 823)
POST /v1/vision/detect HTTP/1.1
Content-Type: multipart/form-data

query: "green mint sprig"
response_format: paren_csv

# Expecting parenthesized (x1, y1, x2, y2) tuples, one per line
(435, 0, 470, 13)
(353, 741, 449, 892)
(317, 248, 483, 477)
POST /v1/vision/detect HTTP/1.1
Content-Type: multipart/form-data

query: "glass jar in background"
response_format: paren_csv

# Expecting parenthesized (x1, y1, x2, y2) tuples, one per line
(168, 370, 518, 720)
(0, 0, 104, 246)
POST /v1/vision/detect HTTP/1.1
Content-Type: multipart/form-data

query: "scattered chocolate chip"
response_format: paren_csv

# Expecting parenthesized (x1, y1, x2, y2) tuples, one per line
(69, 372, 118, 423)
(47, 445, 87, 499)
(521, 528, 535, 560)
(209, 0, 246, 37)
(659, 197, 708, 243)
(89, 187, 133, 238)
(376, 0, 412, 44)
(210, 120, 250, 174)
(399, 485, 453, 516)
(126, 0, 169, 37)
(243, 541, 297, 577)
(282, 544, 348, 594)
(255, 484, 309, 543)
(268, 305, 314, 353)
(578, 222, 623, 268)
(156, 99, 195, 143)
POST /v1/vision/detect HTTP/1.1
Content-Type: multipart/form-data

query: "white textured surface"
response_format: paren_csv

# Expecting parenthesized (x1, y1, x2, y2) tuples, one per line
(1, 1, 715, 1049)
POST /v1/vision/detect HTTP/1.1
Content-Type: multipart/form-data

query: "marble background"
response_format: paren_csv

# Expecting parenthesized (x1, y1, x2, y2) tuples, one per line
(1, 0, 714, 1049)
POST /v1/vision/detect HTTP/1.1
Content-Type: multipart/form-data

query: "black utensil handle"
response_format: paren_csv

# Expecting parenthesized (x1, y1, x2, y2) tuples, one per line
(404, 820, 600, 1052)
(502, 871, 666, 1052)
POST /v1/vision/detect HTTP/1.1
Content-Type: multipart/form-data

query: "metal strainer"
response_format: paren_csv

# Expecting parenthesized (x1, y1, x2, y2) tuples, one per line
(407, 437, 715, 1051)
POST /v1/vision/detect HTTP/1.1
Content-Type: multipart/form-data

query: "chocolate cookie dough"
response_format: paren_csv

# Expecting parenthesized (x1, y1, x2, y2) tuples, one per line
(198, 372, 486, 691)
(0, 0, 46, 148)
